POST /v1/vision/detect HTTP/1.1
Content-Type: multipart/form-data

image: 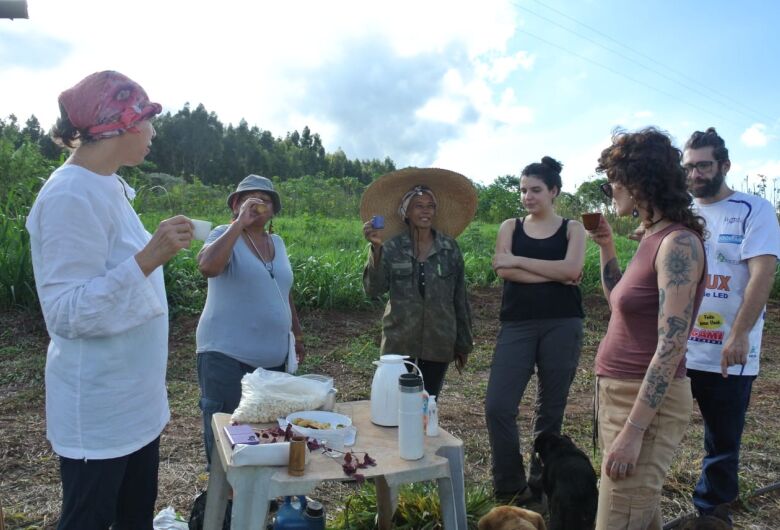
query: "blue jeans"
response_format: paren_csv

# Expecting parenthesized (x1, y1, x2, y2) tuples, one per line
(197, 351, 284, 465)
(688, 369, 756, 515)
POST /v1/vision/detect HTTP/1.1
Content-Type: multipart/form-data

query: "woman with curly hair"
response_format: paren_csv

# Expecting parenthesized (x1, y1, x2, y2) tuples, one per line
(586, 128, 707, 530)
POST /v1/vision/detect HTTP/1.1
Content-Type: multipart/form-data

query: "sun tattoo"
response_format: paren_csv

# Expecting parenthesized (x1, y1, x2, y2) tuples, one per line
(664, 248, 691, 289)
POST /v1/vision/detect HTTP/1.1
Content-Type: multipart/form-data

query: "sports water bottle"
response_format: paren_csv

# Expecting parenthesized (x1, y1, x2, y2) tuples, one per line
(398, 373, 425, 460)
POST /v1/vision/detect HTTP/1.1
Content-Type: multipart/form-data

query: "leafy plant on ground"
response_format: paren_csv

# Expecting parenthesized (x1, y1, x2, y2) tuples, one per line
(328, 482, 494, 530)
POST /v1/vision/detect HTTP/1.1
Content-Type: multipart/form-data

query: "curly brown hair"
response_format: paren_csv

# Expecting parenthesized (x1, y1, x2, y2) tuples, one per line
(597, 127, 704, 237)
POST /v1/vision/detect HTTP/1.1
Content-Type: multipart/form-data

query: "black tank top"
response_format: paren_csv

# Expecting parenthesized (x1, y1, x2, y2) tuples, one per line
(499, 218, 584, 321)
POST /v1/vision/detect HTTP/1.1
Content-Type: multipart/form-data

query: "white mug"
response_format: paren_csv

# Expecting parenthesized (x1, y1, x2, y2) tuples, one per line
(190, 219, 213, 241)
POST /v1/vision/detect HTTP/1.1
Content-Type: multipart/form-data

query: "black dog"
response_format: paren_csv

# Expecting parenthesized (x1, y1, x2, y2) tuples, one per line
(534, 432, 598, 530)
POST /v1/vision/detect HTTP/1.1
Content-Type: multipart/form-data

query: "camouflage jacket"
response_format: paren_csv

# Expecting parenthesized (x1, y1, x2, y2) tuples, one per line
(363, 231, 473, 363)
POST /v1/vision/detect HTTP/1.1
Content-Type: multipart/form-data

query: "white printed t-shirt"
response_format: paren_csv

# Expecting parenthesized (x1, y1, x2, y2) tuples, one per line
(687, 191, 780, 376)
(26, 164, 170, 459)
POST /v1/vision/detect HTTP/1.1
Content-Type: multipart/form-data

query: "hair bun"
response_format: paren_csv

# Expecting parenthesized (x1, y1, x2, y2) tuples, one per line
(540, 156, 563, 175)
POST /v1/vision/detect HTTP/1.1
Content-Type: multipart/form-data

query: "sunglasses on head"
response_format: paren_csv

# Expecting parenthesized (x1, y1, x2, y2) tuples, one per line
(600, 182, 613, 199)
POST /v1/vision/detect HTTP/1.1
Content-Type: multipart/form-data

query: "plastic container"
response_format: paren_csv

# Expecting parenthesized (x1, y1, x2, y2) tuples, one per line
(398, 373, 425, 460)
(298, 374, 334, 389)
(303, 500, 325, 530)
(426, 395, 439, 437)
(273, 496, 308, 529)
(298, 374, 336, 410)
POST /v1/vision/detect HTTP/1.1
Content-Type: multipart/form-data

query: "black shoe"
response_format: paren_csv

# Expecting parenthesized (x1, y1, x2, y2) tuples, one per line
(519, 494, 548, 516)
(494, 486, 535, 506)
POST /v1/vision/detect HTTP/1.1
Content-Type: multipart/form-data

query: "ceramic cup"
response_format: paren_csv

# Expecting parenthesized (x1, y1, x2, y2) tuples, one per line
(191, 219, 213, 241)
(581, 212, 602, 231)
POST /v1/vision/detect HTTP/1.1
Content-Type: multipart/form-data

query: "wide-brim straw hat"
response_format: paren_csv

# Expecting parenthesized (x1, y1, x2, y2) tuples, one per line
(360, 167, 477, 241)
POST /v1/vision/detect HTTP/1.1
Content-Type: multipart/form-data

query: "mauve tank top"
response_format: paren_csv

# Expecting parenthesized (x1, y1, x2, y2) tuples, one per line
(596, 223, 706, 379)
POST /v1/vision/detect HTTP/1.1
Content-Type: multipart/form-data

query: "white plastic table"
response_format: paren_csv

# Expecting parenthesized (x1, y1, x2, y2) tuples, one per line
(203, 400, 467, 530)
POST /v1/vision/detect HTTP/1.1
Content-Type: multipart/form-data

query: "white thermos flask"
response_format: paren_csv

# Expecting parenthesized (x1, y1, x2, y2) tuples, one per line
(398, 373, 425, 460)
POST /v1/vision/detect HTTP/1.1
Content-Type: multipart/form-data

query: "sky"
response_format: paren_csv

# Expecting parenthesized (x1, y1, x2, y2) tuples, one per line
(1, 0, 779, 195)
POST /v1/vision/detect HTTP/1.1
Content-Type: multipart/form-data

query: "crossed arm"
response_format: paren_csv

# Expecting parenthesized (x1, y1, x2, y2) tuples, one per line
(603, 230, 705, 480)
(492, 219, 586, 284)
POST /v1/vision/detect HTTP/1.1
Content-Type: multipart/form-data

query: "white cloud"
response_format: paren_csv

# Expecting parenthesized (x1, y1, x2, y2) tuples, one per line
(634, 110, 653, 118)
(477, 51, 536, 83)
(753, 160, 780, 177)
(416, 98, 467, 124)
(740, 123, 770, 147)
(1, 0, 526, 169)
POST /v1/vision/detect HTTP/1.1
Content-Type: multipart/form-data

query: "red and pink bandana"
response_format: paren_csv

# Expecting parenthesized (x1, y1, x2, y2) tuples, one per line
(58, 71, 162, 141)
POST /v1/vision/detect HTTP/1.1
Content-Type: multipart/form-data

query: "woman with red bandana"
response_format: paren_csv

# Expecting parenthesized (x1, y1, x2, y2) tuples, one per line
(25, 71, 193, 529)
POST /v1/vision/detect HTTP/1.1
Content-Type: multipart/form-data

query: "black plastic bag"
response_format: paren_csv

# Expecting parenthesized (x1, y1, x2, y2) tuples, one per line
(188, 490, 231, 530)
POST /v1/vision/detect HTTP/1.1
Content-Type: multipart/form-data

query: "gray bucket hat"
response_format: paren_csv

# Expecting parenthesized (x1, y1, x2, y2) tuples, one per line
(226, 174, 281, 214)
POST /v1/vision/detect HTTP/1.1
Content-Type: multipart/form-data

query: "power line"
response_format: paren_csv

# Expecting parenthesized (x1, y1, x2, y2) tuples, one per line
(524, 0, 774, 124)
(514, 0, 774, 125)
(519, 28, 743, 127)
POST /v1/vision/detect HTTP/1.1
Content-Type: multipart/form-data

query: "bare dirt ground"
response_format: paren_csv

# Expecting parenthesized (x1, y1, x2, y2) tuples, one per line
(1, 287, 779, 529)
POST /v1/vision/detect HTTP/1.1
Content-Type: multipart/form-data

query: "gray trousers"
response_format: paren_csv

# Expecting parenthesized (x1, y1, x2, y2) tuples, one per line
(485, 318, 583, 495)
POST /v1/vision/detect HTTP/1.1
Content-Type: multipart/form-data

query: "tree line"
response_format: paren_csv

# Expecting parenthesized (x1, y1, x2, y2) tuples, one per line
(0, 106, 619, 223)
(0, 104, 397, 187)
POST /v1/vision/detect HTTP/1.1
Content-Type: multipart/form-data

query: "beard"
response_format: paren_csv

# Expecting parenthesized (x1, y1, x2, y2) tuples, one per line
(689, 169, 725, 198)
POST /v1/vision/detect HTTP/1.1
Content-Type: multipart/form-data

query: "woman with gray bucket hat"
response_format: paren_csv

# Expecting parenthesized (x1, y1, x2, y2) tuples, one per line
(195, 174, 304, 465)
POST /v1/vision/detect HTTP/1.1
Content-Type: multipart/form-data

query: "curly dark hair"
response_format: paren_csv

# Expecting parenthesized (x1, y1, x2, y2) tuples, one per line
(684, 126, 729, 162)
(597, 127, 704, 237)
(521, 156, 563, 196)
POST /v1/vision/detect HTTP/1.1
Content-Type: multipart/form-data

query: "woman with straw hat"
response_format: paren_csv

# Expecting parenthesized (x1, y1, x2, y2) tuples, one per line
(361, 167, 476, 398)
(25, 71, 193, 529)
(486, 156, 586, 507)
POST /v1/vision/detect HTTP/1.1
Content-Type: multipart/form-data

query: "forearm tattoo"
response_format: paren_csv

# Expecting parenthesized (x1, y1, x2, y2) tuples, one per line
(603, 257, 622, 291)
(643, 365, 671, 408)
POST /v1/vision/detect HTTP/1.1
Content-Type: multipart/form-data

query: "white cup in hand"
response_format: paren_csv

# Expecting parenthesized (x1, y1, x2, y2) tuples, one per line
(190, 219, 213, 241)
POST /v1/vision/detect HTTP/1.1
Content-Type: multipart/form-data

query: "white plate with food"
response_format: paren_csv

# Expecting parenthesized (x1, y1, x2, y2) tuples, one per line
(286, 410, 352, 438)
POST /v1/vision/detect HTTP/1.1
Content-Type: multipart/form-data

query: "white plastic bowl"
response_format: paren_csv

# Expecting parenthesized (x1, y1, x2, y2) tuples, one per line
(286, 410, 352, 439)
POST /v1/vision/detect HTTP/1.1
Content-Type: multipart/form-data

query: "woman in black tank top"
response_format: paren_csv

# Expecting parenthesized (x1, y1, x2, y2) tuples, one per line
(485, 157, 587, 507)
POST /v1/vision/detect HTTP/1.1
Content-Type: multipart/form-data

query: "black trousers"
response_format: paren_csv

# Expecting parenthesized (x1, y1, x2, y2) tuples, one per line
(485, 318, 583, 495)
(57, 436, 160, 530)
(410, 357, 450, 398)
